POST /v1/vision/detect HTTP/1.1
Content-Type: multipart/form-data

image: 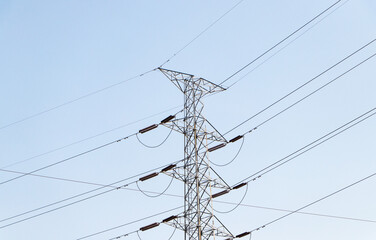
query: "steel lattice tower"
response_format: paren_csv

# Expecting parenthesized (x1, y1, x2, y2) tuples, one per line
(159, 68, 234, 240)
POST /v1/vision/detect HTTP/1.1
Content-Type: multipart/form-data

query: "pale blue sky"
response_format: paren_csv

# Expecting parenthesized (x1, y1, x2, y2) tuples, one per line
(0, 0, 375, 239)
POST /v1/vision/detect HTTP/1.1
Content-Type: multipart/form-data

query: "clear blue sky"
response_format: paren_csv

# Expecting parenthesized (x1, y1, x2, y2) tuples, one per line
(0, 0, 375, 239)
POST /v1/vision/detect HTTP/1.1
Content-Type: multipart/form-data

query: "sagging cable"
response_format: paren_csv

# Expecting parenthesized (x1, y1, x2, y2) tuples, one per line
(136, 176, 174, 198)
(136, 125, 174, 148)
(210, 136, 245, 167)
(167, 226, 177, 240)
(214, 183, 249, 214)
(136, 231, 142, 240)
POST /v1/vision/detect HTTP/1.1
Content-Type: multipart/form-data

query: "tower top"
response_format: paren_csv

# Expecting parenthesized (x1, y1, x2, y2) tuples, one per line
(158, 68, 226, 96)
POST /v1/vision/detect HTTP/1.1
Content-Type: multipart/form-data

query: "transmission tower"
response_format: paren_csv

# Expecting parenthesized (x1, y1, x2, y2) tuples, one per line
(159, 68, 234, 240)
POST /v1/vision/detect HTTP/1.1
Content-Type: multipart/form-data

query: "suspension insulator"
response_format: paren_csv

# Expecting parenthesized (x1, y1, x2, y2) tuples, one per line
(160, 115, 175, 124)
(236, 232, 251, 238)
(212, 189, 230, 199)
(162, 215, 178, 223)
(140, 222, 160, 231)
(161, 164, 176, 172)
(229, 135, 243, 143)
(139, 124, 158, 134)
(139, 172, 159, 182)
(232, 182, 247, 190)
(208, 143, 226, 152)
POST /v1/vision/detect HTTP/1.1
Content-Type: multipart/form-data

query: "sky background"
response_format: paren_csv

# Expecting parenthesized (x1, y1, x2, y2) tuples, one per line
(0, 0, 375, 239)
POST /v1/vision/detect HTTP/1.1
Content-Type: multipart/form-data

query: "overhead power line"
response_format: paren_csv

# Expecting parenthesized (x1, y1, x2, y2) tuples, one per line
(233, 107, 376, 186)
(4, 106, 371, 236)
(0, 133, 136, 186)
(2, 1, 356, 173)
(214, 200, 376, 224)
(77, 206, 183, 240)
(1, 0, 246, 132)
(6, 104, 369, 228)
(159, 0, 246, 68)
(224, 39, 376, 135)
(234, 171, 376, 239)
(0, 111, 181, 186)
(219, 0, 343, 86)
(7, 30, 371, 174)
(0, 69, 156, 131)
(202, 107, 375, 218)
(4, 167, 374, 227)
(226, 0, 351, 89)
(78, 185, 376, 240)
(102, 166, 376, 240)
(1, 105, 182, 169)
(0, 159, 184, 229)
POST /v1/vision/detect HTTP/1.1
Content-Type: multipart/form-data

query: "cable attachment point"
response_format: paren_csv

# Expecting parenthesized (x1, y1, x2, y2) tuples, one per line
(139, 124, 158, 134)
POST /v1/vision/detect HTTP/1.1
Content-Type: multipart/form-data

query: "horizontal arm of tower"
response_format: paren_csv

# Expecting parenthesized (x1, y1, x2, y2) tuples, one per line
(158, 68, 226, 96)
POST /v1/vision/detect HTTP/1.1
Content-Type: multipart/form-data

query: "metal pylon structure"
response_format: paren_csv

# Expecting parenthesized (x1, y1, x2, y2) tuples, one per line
(159, 68, 234, 240)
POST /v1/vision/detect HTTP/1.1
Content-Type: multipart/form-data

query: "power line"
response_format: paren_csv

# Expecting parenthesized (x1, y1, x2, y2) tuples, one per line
(6, 166, 373, 226)
(0, 168, 116, 188)
(0, 182, 135, 230)
(0, 69, 156, 131)
(104, 167, 376, 240)
(2, 107, 374, 227)
(204, 107, 375, 223)
(219, 0, 343, 86)
(0, 133, 136, 186)
(159, 0, 246, 68)
(1, 2, 360, 175)
(77, 207, 183, 240)
(240, 171, 376, 238)
(1, 105, 182, 169)
(226, 0, 351, 89)
(252, 53, 376, 131)
(5, 160, 376, 227)
(77, 188, 376, 240)
(0, 159, 184, 229)
(223, 39, 376, 135)
(5, 42, 372, 186)
(234, 107, 376, 185)
(0, 110, 182, 186)
(0, 0, 246, 132)
(214, 200, 376, 224)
